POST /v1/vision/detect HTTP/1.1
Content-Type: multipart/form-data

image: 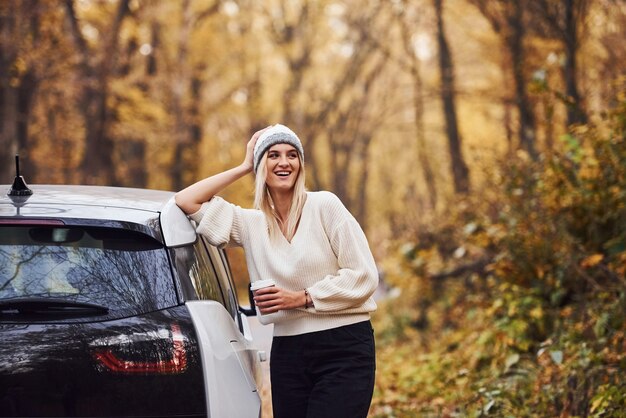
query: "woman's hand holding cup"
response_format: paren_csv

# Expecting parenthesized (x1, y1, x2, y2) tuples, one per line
(251, 279, 308, 314)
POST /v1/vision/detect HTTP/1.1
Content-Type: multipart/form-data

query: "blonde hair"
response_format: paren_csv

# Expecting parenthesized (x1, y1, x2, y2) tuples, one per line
(254, 151, 307, 242)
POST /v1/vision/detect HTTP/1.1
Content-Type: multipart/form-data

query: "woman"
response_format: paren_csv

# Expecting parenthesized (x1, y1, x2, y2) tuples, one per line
(175, 124, 378, 418)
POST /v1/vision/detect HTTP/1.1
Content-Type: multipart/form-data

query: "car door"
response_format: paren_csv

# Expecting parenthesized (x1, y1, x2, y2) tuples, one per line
(178, 240, 262, 418)
(202, 239, 263, 384)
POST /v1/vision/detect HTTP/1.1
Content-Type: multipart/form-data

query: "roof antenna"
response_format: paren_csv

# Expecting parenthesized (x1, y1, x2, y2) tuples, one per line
(8, 155, 33, 197)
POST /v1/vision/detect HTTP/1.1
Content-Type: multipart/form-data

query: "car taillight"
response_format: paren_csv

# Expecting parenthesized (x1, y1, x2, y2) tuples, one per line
(92, 324, 187, 374)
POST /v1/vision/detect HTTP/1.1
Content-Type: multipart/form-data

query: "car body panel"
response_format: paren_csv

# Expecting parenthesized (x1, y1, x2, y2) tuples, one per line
(1, 185, 172, 212)
(186, 301, 261, 418)
(0, 307, 206, 417)
(0, 185, 197, 247)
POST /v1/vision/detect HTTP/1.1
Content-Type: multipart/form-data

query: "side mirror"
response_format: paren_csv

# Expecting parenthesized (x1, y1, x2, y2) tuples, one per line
(239, 283, 257, 317)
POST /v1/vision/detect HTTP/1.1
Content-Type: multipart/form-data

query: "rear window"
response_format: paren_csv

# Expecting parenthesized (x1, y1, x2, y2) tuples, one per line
(0, 225, 177, 320)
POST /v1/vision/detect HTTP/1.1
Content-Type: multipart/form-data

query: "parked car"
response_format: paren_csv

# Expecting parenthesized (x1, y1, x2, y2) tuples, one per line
(0, 170, 264, 417)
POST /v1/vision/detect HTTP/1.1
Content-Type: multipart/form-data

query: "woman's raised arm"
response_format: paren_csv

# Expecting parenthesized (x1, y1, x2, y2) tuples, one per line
(174, 127, 268, 215)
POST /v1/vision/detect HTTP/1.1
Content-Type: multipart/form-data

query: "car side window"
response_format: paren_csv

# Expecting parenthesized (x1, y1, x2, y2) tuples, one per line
(173, 242, 225, 306)
(199, 238, 239, 319)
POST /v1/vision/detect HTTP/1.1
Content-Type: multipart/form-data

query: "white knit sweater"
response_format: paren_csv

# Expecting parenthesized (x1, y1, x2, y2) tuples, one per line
(190, 191, 378, 336)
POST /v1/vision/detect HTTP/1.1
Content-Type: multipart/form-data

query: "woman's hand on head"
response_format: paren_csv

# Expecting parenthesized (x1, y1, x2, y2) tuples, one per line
(243, 126, 271, 172)
(253, 286, 307, 314)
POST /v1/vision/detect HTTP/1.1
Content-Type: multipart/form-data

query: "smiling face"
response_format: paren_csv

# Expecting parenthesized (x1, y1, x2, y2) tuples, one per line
(264, 143, 301, 193)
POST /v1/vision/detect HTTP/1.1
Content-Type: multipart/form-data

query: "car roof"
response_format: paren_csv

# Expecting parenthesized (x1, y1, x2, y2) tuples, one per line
(0, 185, 197, 247)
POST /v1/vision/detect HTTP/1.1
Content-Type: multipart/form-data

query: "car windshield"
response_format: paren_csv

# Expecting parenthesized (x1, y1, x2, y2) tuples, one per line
(0, 225, 177, 319)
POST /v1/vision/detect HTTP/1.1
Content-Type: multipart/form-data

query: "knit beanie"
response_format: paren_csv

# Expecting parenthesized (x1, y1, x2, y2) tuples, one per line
(253, 124, 304, 173)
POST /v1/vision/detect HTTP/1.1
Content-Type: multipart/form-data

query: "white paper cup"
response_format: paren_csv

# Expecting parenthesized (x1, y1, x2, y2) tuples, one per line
(250, 279, 276, 292)
(250, 279, 275, 315)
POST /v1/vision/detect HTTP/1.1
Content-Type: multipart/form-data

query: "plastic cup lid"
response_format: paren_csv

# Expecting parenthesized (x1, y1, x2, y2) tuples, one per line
(250, 279, 276, 291)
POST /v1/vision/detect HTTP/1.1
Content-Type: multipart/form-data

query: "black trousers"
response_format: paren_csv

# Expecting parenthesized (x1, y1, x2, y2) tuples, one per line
(270, 320, 376, 418)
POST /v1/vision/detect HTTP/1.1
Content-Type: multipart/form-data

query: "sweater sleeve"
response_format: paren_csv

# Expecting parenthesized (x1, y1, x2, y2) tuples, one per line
(188, 196, 247, 248)
(307, 193, 379, 312)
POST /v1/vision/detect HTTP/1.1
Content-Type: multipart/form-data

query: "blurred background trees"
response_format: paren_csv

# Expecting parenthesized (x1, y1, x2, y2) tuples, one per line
(1, 0, 625, 415)
(1, 0, 623, 227)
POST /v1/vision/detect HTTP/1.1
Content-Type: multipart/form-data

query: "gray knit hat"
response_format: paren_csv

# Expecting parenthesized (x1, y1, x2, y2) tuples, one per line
(253, 124, 304, 173)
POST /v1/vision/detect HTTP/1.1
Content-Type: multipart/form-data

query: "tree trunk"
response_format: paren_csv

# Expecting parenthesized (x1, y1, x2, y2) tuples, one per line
(410, 56, 438, 209)
(65, 0, 129, 185)
(80, 78, 115, 185)
(434, 0, 469, 194)
(0, 3, 16, 180)
(329, 138, 351, 209)
(509, 0, 538, 159)
(16, 70, 37, 179)
(469, 1, 538, 157)
(396, 4, 438, 209)
(272, 0, 310, 127)
(118, 140, 147, 188)
(170, 0, 191, 192)
(186, 75, 203, 185)
(528, 0, 589, 127)
(498, 32, 515, 157)
(353, 134, 372, 231)
(0, 85, 18, 181)
(0, 0, 40, 181)
(170, 1, 215, 191)
(146, 21, 159, 76)
(563, 0, 587, 126)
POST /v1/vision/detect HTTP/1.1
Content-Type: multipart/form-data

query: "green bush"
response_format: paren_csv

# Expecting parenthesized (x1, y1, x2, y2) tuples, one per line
(373, 85, 626, 416)
(494, 106, 626, 304)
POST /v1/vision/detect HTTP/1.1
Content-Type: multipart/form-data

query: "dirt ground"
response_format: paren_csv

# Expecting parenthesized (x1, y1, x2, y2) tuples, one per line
(249, 317, 273, 417)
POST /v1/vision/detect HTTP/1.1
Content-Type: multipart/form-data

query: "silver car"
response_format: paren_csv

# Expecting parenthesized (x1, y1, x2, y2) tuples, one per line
(0, 177, 264, 417)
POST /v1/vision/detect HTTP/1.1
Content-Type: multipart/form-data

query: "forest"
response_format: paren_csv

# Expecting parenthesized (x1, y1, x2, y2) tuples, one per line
(1, 0, 625, 416)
